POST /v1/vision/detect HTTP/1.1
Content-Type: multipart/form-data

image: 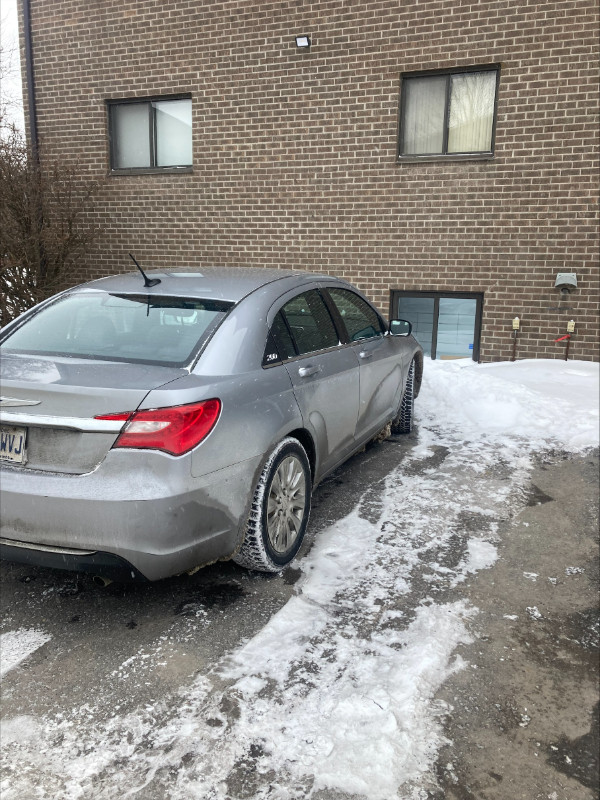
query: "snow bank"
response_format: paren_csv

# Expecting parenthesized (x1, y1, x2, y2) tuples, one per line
(417, 358, 598, 452)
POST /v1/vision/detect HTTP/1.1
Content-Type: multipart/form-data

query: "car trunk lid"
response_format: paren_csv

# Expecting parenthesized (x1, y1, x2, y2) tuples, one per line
(0, 354, 186, 474)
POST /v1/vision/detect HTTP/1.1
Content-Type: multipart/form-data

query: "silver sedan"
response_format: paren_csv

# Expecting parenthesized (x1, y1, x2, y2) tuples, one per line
(0, 267, 423, 581)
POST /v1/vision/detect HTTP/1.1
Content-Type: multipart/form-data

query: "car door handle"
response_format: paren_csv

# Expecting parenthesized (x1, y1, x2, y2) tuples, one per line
(358, 350, 373, 359)
(298, 365, 321, 378)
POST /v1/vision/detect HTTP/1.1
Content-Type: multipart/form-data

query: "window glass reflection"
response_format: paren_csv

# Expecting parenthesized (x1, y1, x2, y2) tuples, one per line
(155, 100, 193, 167)
(397, 296, 435, 356)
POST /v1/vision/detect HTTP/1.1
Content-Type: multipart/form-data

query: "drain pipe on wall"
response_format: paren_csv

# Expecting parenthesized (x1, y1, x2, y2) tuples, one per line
(21, 0, 49, 284)
(22, 0, 39, 161)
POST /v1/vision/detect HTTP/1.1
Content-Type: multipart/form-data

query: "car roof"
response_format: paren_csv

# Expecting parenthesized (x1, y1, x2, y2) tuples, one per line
(84, 267, 339, 303)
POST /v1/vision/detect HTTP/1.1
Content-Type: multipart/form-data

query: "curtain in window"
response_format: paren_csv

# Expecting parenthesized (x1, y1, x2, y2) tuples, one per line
(400, 76, 446, 155)
(112, 104, 151, 169)
(447, 72, 496, 153)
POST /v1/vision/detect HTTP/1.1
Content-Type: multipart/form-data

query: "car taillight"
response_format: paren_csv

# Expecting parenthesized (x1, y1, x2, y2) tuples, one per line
(96, 399, 221, 456)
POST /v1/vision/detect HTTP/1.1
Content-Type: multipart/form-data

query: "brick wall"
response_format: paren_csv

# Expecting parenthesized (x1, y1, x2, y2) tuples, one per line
(22, 0, 599, 361)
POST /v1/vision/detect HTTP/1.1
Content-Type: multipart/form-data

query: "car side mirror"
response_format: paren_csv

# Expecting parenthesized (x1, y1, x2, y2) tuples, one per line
(389, 319, 412, 337)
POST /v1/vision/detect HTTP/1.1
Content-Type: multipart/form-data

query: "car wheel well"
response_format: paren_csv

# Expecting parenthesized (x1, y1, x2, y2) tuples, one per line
(287, 428, 316, 480)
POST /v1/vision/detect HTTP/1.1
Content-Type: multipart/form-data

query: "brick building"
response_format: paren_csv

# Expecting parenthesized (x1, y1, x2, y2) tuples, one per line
(19, 0, 599, 361)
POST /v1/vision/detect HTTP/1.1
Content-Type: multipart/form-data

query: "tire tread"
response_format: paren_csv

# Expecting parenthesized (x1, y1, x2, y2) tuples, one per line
(233, 437, 310, 572)
(391, 360, 415, 435)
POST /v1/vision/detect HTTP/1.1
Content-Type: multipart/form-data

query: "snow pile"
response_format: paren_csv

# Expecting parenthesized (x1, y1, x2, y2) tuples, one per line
(418, 358, 598, 452)
(0, 629, 51, 679)
(1, 358, 598, 800)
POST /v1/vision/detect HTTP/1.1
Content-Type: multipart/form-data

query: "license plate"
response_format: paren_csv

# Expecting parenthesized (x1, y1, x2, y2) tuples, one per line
(0, 425, 27, 464)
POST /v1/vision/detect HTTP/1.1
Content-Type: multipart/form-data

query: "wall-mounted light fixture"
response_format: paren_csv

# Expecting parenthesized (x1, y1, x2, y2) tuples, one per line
(554, 272, 577, 294)
(295, 35, 311, 49)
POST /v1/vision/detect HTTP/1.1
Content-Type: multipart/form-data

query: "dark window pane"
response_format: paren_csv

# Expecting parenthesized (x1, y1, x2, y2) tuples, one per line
(270, 312, 297, 360)
(328, 288, 383, 341)
(397, 296, 435, 356)
(281, 291, 339, 356)
(2, 293, 231, 367)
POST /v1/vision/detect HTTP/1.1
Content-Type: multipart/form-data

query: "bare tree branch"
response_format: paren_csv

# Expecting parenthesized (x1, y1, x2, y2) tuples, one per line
(0, 123, 102, 325)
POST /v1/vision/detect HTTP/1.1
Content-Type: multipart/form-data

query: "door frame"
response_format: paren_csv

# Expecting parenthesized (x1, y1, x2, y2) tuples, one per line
(390, 290, 484, 361)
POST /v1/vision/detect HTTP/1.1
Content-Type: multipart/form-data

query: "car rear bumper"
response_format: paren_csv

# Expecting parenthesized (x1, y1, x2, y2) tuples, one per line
(0, 539, 148, 582)
(0, 450, 262, 581)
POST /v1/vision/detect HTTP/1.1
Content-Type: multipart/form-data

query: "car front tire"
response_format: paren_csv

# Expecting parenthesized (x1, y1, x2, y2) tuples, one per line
(233, 437, 311, 572)
(391, 359, 415, 435)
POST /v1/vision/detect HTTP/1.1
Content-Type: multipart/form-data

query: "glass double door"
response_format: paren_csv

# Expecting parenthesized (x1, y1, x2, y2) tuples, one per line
(394, 293, 482, 360)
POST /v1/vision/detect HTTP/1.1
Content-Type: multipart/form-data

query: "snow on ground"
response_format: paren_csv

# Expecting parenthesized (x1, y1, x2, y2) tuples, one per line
(0, 629, 51, 679)
(1, 359, 598, 800)
(419, 358, 598, 452)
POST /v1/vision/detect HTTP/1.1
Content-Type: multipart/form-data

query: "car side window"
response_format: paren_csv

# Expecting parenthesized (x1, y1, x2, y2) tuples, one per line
(327, 288, 384, 342)
(279, 290, 339, 356)
(263, 312, 297, 365)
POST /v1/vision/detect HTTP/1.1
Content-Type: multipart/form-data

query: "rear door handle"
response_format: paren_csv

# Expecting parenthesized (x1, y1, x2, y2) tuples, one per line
(298, 365, 321, 378)
(358, 351, 373, 360)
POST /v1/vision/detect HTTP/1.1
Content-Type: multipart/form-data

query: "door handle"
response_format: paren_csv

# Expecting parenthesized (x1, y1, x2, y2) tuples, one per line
(358, 351, 373, 359)
(298, 365, 321, 378)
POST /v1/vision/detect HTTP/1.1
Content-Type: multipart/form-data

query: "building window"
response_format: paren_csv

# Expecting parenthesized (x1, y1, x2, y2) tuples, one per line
(108, 97, 192, 172)
(398, 67, 499, 160)
(390, 291, 483, 360)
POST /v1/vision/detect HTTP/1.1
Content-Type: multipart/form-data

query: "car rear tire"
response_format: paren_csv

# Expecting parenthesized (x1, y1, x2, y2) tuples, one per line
(233, 437, 311, 572)
(391, 359, 415, 435)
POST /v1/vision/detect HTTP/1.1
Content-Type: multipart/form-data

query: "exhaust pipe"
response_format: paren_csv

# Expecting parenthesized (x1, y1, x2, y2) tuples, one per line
(92, 575, 113, 587)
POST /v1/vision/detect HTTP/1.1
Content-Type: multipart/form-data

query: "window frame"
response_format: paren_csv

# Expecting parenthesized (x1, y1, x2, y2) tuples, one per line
(397, 65, 500, 163)
(107, 94, 193, 175)
(389, 290, 484, 361)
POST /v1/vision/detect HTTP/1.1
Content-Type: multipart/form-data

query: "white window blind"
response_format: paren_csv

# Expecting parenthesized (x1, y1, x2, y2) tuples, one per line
(400, 69, 498, 157)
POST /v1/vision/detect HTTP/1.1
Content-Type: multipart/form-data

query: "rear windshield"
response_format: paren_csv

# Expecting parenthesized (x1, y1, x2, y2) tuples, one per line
(1, 292, 233, 367)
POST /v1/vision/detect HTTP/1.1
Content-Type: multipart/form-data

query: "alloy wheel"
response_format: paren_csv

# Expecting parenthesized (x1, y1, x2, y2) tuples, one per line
(265, 455, 307, 554)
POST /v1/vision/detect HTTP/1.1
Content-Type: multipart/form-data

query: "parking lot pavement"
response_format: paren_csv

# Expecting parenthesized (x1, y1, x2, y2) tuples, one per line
(433, 451, 599, 800)
(0, 433, 598, 800)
